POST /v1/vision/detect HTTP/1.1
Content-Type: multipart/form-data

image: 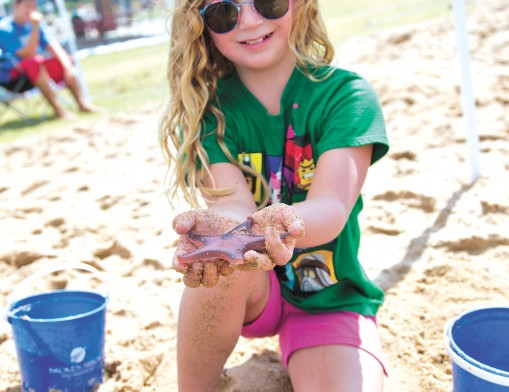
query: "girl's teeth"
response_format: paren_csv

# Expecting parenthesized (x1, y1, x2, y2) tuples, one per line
(246, 37, 264, 45)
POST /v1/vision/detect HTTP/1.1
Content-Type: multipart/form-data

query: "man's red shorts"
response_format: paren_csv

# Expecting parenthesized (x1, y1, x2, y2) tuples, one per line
(9, 55, 65, 84)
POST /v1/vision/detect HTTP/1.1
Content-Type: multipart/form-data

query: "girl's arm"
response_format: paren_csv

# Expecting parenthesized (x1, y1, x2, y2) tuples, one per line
(292, 144, 373, 248)
(172, 162, 304, 286)
(243, 144, 372, 268)
(202, 148, 380, 266)
(173, 144, 371, 286)
(172, 162, 258, 287)
(205, 162, 258, 220)
(173, 162, 258, 236)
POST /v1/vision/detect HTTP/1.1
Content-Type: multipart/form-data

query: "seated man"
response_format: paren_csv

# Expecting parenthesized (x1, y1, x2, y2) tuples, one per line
(0, 0, 97, 119)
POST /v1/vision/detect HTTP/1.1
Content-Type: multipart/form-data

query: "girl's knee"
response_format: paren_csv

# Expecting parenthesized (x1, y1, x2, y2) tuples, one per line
(181, 269, 268, 307)
(214, 269, 267, 298)
(288, 345, 384, 392)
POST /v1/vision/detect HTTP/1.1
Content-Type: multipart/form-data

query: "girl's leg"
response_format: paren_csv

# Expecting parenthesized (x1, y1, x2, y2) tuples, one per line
(288, 344, 384, 392)
(177, 269, 270, 391)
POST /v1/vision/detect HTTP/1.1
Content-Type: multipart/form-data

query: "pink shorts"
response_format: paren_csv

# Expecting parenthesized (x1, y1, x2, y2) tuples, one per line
(241, 270, 387, 374)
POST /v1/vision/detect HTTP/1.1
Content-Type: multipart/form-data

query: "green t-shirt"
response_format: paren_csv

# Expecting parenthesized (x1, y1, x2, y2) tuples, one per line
(201, 65, 389, 316)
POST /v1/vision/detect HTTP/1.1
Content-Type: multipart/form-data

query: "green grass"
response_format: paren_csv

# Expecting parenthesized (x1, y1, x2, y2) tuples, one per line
(0, 0, 452, 140)
(321, 0, 450, 45)
(79, 42, 169, 112)
(0, 42, 169, 141)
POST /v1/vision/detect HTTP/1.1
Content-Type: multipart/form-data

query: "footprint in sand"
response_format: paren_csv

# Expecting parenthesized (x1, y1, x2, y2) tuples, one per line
(363, 208, 401, 234)
(123, 258, 166, 277)
(373, 190, 436, 213)
(45, 217, 65, 228)
(217, 351, 291, 392)
(21, 180, 49, 196)
(3, 251, 45, 267)
(93, 240, 132, 260)
(72, 126, 95, 136)
(390, 150, 417, 161)
(64, 166, 80, 173)
(435, 233, 509, 255)
(97, 195, 124, 210)
(367, 225, 403, 236)
(481, 200, 508, 214)
(19, 206, 43, 215)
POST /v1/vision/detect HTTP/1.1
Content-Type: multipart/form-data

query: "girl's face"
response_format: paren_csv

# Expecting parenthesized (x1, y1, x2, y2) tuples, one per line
(203, 0, 295, 73)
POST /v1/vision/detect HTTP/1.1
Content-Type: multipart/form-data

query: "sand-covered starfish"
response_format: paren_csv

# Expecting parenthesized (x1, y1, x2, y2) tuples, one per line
(176, 218, 288, 265)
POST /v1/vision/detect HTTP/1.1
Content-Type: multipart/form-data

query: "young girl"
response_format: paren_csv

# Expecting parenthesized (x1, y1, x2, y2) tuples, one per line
(160, 0, 389, 390)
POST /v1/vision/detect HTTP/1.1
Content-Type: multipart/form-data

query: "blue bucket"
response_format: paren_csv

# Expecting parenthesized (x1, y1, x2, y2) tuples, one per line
(5, 263, 108, 392)
(444, 307, 509, 391)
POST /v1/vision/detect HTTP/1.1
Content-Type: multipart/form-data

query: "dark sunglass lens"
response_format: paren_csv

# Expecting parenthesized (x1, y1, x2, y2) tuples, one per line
(203, 2, 239, 33)
(254, 0, 289, 19)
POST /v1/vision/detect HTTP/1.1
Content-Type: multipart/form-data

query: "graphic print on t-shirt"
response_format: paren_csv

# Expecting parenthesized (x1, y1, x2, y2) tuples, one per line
(238, 152, 263, 202)
(292, 250, 337, 292)
(266, 155, 283, 204)
(238, 153, 284, 206)
(238, 124, 337, 295)
(283, 125, 316, 195)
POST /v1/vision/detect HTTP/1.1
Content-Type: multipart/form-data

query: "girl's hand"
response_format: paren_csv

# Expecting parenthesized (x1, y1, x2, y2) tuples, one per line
(240, 203, 305, 270)
(172, 210, 239, 288)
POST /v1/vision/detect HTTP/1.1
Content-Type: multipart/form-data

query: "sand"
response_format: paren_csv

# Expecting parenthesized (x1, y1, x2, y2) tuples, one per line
(1, 0, 508, 390)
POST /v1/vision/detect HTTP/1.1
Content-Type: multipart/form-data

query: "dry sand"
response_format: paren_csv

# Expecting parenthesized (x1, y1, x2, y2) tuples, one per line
(1, 0, 509, 390)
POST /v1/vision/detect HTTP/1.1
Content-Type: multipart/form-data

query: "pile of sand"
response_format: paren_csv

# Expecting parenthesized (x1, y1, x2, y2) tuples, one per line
(1, 0, 508, 390)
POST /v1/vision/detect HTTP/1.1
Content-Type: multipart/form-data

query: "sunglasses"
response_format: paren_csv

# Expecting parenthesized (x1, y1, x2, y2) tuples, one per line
(200, 0, 290, 34)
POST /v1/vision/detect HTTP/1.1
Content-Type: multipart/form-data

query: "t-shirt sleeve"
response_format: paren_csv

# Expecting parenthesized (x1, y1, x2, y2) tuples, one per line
(316, 72, 389, 165)
(0, 31, 7, 52)
(200, 108, 238, 165)
(38, 22, 53, 49)
(0, 22, 18, 54)
(0, 29, 15, 83)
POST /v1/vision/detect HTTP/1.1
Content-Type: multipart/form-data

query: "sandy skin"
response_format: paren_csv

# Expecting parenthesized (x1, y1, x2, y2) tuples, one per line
(172, 204, 305, 287)
(175, 218, 289, 265)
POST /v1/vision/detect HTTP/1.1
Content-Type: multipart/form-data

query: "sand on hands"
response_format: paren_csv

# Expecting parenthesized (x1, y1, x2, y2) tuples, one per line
(1, 0, 509, 390)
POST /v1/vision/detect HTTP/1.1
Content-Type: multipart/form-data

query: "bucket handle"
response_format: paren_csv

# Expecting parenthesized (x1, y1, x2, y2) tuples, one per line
(4, 262, 108, 322)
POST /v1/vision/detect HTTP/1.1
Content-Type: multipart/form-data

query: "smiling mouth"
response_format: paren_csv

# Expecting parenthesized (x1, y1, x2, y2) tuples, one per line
(242, 32, 273, 45)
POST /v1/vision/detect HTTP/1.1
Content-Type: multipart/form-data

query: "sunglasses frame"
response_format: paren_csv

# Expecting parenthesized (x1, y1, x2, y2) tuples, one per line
(199, 0, 289, 34)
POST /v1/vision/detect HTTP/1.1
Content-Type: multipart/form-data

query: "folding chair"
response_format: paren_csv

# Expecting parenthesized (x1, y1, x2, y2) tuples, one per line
(0, 77, 35, 122)
(0, 52, 31, 121)
(0, 51, 69, 124)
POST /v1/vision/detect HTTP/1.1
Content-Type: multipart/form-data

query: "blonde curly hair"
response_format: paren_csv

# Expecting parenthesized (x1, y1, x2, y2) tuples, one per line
(160, 0, 334, 209)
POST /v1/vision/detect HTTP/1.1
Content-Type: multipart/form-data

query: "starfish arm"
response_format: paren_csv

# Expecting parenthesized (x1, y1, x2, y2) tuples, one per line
(176, 219, 290, 267)
(176, 249, 235, 264)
